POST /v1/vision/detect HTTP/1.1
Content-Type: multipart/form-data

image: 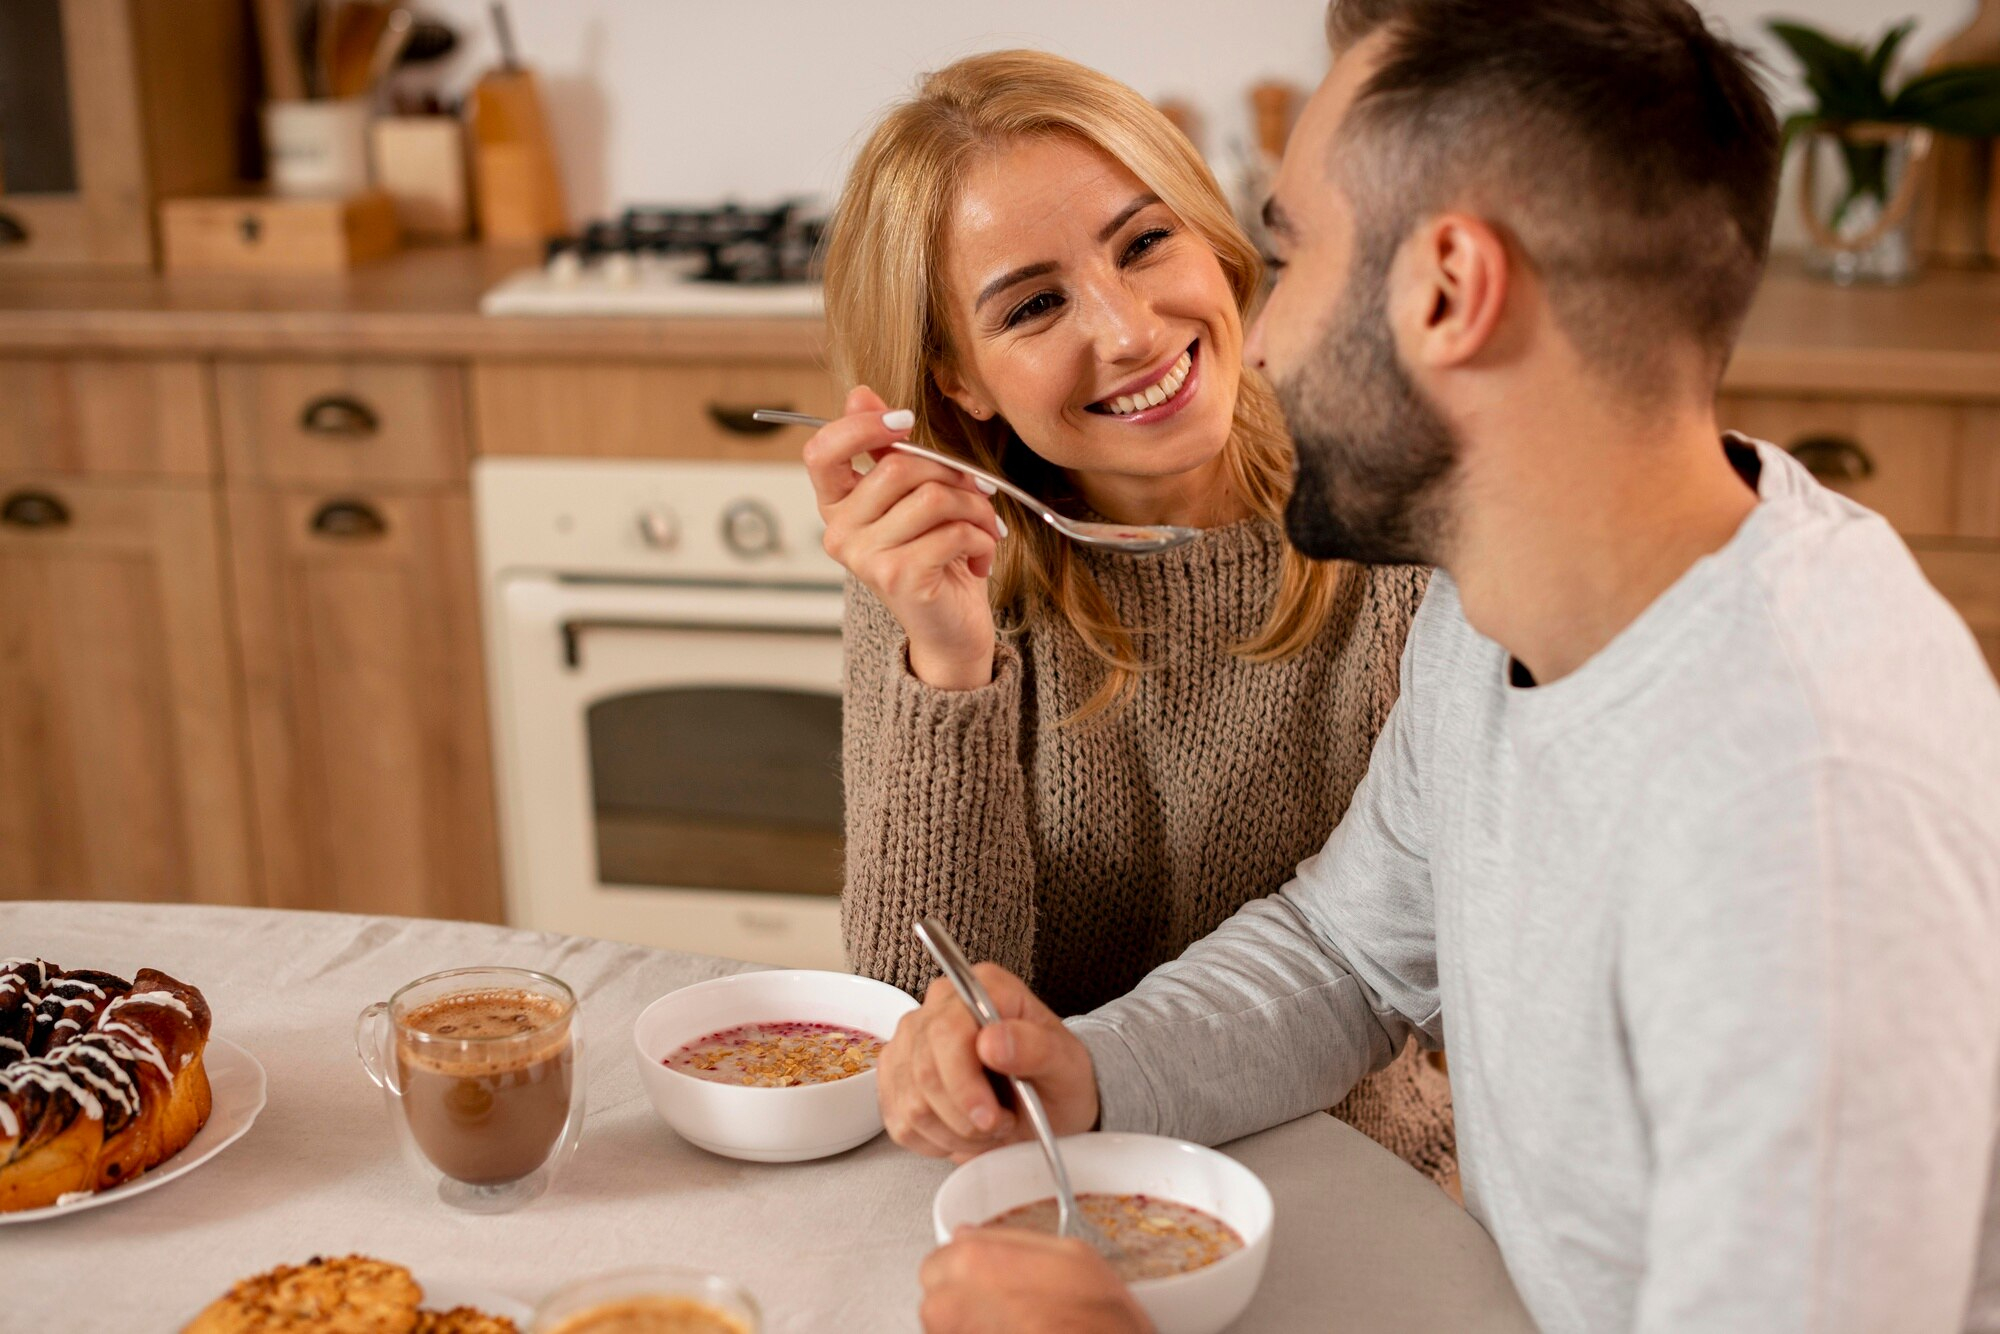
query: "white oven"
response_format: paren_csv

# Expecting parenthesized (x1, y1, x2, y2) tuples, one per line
(474, 458, 849, 969)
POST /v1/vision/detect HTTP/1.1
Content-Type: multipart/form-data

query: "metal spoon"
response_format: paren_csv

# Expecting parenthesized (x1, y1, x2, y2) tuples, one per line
(751, 409, 1200, 555)
(913, 916, 1124, 1264)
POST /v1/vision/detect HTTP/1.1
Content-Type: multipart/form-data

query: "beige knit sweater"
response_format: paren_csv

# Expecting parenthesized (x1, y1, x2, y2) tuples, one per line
(840, 518, 1454, 1182)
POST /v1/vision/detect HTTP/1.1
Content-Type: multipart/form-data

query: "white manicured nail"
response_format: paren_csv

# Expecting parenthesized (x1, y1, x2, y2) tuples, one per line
(972, 476, 997, 495)
(996, 515, 1009, 538)
(882, 409, 915, 431)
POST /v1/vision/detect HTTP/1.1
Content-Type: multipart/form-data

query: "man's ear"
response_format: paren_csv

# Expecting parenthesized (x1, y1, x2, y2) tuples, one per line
(1398, 213, 1509, 370)
(932, 362, 994, 422)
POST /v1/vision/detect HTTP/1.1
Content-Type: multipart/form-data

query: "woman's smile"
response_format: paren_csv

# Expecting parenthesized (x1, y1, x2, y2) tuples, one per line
(1085, 339, 1201, 423)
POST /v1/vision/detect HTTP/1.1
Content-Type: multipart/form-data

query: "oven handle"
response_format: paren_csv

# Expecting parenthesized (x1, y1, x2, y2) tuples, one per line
(560, 615, 840, 670)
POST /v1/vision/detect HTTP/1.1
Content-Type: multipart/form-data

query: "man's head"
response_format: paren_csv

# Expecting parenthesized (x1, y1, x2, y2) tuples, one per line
(1248, 0, 1780, 565)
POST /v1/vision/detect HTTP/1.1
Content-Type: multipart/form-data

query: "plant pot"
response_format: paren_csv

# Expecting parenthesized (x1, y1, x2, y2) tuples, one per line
(1797, 120, 1934, 285)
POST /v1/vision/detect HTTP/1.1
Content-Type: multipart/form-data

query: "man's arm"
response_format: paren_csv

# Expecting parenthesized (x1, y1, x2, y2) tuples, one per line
(1623, 759, 2000, 1333)
(1067, 585, 1458, 1146)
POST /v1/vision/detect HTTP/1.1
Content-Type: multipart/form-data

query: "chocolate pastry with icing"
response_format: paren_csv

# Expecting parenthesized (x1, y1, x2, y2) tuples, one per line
(0, 958, 214, 1211)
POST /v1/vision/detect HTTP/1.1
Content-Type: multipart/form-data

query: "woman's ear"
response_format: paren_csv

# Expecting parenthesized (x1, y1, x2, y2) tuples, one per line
(932, 363, 995, 421)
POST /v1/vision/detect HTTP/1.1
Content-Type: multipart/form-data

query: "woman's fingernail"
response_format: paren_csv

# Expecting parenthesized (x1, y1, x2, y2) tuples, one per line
(882, 409, 915, 431)
(970, 1104, 997, 1133)
(971, 476, 997, 496)
(996, 515, 1009, 538)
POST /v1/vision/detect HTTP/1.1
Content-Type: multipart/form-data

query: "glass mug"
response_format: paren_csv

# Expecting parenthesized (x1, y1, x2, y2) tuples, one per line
(356, 966, 586, 1213)
(533, 1268, 760, 1334)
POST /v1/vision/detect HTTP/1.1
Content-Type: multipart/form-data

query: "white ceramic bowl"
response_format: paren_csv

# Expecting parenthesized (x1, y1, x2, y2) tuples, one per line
(631, 969, 918, 1163)
(933, 1133, 1273, 1334)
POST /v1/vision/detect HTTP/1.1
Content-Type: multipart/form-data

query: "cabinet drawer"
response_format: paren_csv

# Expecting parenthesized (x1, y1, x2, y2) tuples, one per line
(1717, 394, 2000, 540)
(217, 360, 469, 484)
(472, 361, 841, 460)
(0, 358, 215, 478)
(1914, 545, 2000, 680)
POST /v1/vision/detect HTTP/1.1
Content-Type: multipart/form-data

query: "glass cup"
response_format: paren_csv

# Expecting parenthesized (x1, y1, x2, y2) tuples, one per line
(355, 966, 586, 1213)
(532, 1268, 760, 1334)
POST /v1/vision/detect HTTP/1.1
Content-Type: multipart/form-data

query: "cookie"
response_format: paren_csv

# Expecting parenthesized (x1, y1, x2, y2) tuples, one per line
(184, 1255, 423, 1334)
(415, 1309, 521, 1334)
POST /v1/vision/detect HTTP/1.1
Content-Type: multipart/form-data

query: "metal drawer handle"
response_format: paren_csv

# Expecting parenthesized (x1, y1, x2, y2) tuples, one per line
(1, 490, 70, 529)
(309, 499, 388, 540)
(300, 393, 381, 438)
(707, 403, 788, 437)
(1787, 434, 1874, 484)
(0, 212, 27, 247)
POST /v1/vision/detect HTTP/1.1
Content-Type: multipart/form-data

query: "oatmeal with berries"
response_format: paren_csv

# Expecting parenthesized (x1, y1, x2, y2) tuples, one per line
(664, 1020, 885, 1088)
(987, 1193, 1245, 1281)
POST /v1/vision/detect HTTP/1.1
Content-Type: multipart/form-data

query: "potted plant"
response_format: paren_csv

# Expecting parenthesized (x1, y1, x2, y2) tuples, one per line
(1768, 17, 2000, 282)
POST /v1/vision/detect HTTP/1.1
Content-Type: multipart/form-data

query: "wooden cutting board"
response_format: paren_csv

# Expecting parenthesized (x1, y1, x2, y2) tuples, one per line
(1919, 0, 2000, 264)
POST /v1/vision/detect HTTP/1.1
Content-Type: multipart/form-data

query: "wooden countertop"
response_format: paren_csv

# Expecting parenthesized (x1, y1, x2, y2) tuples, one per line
(0, 245, 1994, 396)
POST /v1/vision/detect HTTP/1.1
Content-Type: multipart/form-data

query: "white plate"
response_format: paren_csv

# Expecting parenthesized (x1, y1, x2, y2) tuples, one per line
(422, 1277, 535, 1324)
(0, 1035, 266, 1223)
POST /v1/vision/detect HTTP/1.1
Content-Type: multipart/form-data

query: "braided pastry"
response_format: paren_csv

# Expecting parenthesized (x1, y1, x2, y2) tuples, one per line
(0, 958, 214, 1211)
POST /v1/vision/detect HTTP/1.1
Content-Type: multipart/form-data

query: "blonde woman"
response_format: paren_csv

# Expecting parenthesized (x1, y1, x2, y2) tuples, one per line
(803, 50, 1452, 1183)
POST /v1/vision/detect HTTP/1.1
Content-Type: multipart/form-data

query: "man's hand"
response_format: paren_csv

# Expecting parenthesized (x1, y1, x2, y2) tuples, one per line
(920, 1227, 1154, 1333)
(878, 963, 1099, 1162)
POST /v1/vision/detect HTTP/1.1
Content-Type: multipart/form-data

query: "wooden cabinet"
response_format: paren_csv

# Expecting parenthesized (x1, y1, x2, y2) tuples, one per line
(226, 485, 502, 922)
(0, 356, 214, 477)
(472, 360, 840, 459)
(1719, 391, 2000, 678)
(217, 359, 469, 485)
(0, 474, 256, 904)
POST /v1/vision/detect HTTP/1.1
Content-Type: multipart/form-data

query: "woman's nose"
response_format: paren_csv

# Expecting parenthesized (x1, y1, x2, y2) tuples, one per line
(1081, 276, 1170, 366)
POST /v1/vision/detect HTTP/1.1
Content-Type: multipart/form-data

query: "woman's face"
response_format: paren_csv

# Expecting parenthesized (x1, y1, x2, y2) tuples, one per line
(934, 135, 1244, 499)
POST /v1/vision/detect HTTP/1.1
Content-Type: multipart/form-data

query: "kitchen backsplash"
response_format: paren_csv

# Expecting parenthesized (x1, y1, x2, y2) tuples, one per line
(417, 0, 1973, 242)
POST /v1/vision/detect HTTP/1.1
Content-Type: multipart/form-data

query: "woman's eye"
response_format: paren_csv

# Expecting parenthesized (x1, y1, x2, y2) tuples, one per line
(1006, 291, 1062, 327)
(1262, 252, 1287, 273)
(1123, 228, 1172, 263)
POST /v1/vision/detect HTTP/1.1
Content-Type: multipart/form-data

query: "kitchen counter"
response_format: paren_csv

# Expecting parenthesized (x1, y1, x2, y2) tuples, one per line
(0, 246, 1996, 395)
(2, 901, 1536, 1332)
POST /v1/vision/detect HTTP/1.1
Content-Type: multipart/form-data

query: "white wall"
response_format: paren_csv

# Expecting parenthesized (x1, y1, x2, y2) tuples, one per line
(418, 0, 1975, 244)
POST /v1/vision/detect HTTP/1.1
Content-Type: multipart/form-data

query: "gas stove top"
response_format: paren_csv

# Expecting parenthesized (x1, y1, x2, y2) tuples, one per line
(480, 202, 826, 318)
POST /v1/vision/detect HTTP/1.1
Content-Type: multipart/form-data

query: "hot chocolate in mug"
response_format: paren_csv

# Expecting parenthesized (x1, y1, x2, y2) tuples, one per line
(356, 966, 586, 1213)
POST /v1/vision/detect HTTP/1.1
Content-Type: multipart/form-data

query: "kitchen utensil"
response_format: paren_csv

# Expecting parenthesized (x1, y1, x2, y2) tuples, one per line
(469, 1, 567, 242)
(325, 1, 393, 100)
(750, 411, 1201, 555)
(913, 916, 1125, 1265)
(364, 8, 415, 95)
(253, 0, 307, 101)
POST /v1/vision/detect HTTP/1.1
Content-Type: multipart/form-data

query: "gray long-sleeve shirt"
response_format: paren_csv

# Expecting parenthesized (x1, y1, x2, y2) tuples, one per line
(1069, 441, 2000, 1332)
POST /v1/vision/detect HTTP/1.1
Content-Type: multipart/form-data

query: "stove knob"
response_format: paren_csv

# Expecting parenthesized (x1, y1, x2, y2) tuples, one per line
(721, 500, 781, 558)
(637, 506, 680, 550)
(547, 248, 583, 285)
(601, 251, 637, 287)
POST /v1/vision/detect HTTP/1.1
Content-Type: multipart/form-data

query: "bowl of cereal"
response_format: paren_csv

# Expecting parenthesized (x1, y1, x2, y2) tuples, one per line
(632, 969, 918, 1163)
(932, 1132, 1273, 1334)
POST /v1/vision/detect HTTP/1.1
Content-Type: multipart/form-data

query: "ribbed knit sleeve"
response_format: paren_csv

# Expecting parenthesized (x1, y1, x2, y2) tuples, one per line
(837, 581, 1038, 994)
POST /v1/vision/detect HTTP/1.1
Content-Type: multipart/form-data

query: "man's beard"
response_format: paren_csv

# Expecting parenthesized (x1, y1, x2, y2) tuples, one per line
(1274, 243, 1461, 566)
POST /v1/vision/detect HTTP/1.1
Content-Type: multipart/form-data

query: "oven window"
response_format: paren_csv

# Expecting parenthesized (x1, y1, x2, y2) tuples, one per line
(587, 686, 843, 896)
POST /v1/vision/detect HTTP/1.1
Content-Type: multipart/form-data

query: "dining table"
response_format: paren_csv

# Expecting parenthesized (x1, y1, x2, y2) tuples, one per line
(3, 901, 1537, 1331)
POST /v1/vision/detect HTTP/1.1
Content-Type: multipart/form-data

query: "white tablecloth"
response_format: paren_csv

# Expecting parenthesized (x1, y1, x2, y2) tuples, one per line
(2, 902, 1534, 1331)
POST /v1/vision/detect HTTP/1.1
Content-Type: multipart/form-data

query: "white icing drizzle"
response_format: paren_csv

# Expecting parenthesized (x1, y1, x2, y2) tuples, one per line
(0, 1063, 104, 1123)
(63, 1042, 138, 1115)
(111, 991, 193, 1022)
(49, 977, 106, 1000)
(0, 1036, 25, 1060)
(51, 995, 96, 1011)
(0, 1102, 16, 1140)
(52, 1017, 80, 1033)
(94, 1021, 172, 1083)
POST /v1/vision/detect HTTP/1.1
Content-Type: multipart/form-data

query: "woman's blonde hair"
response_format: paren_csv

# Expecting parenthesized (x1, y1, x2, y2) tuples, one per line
(823, 48, 1343, 722)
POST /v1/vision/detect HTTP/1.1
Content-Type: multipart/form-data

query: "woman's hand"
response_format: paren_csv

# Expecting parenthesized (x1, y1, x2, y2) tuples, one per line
(879, 962, 1100, 1163)
(805, 386, 1005, 691)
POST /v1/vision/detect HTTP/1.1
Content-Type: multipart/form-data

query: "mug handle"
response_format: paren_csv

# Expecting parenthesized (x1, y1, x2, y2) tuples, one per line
(550, 1016, 589, 1175)
(355, 1000, 402, 1094)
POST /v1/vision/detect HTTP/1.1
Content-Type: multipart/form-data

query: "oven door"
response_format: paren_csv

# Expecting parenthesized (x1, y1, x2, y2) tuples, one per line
(489, 572, 848, 969)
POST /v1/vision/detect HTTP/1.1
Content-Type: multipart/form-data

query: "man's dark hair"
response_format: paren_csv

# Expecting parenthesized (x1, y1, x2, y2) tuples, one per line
(1324, 0, 1780, 388)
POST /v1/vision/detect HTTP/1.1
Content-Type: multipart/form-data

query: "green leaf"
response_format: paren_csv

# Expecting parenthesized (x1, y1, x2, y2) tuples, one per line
(1867, 20, 1916, 86)
(1889, 64, 2000, 135)
(1779, 109, 1820, 149)
(1767, 19, 1890, 119)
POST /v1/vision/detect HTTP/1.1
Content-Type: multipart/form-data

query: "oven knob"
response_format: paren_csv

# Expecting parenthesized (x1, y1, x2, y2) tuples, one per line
(721, 500, 781, 557)
(636, 506, 680, 550)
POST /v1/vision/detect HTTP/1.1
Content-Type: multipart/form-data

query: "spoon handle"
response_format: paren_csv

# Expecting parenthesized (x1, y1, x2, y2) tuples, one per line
(915, 917, 1085, 1236)
(749, 409, 1055, 521)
